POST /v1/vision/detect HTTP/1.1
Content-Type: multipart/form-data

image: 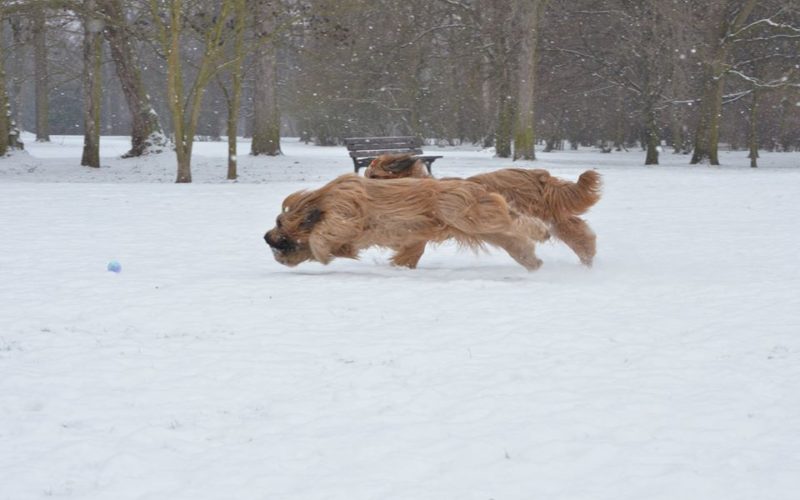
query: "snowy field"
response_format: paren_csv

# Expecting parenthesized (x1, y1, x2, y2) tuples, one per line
(1, 135, 799, 500)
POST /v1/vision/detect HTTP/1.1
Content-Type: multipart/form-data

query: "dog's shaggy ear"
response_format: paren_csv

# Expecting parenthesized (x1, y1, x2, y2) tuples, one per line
(300, 208, 323, 230)
(386, 156, 419, 173)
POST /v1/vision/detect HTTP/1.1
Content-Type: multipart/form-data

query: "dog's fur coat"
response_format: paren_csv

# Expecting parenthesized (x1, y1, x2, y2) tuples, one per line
(264, 174, 550, 270)
(364, 155, 602, 265)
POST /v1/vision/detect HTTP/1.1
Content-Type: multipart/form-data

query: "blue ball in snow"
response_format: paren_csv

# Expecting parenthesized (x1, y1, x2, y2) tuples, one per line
(107, 260, 122, 273)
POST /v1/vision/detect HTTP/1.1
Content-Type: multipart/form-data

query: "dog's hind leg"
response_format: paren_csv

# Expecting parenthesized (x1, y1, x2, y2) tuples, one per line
(437, 191, 546, 271)
(551, 216, 596, 266)
(390, 241, 427, 268)
(485, 213, 551, 270)
(512, 213, 551, 242)
(483, 232, 543, 271)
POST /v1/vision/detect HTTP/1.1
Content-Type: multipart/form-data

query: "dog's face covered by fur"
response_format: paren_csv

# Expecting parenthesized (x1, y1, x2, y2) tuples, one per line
(364, 154, 430, 179)
(263, 191, 324, 267)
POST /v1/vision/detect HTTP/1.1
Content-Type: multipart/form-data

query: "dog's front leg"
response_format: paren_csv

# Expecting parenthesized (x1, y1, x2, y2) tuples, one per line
(332, 243, 359, 260)
(308, 218, 362, 265)
(308, 234, 335, 264)
(390, 241, 427, 269)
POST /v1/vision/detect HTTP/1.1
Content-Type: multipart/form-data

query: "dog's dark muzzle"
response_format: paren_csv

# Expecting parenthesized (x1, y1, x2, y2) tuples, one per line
(264, 230, 296, 254)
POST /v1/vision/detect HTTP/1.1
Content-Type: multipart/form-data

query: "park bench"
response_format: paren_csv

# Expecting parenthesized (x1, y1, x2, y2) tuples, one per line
(344, 136, 443, 174)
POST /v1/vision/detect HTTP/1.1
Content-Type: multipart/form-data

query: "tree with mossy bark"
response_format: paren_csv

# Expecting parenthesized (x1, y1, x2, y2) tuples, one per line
(250, 0, 281, 156)
(80, 0, 103, 168)
(31, 4, 50, 142)
(513, 0, 548, 161)
(149, 0, 240, 183)
(215, 0, 248, 179)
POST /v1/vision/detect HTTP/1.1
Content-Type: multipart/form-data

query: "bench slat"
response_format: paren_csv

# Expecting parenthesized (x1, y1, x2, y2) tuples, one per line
(344, 136, 419, 143)
(348, 148, 424, 158)
(344, 136, 422, 151)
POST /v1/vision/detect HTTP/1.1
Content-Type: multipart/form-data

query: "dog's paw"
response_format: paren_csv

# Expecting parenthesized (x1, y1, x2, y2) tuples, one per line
(525, 257, 543, 271)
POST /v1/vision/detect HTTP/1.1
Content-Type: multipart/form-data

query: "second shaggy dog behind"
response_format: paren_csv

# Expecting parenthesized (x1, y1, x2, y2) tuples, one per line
(364, 154, 602, 266)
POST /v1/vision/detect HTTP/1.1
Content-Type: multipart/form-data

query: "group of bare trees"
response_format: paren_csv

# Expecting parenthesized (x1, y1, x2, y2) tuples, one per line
(1, 0, 282, 181)
(283, 0, 799, 167)
(1, 0, 799, 181)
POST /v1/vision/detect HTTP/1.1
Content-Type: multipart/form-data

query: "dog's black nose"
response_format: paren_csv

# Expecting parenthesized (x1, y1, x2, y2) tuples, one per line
(264, 231, 280, 248)
(265, 231, 294, 252)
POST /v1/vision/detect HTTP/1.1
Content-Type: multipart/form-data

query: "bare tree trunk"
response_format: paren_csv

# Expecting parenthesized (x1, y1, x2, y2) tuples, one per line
(151, 0, 234, 183)
(669, 104, 684, 154)
(490, 3, 514, 159)
(614, 89, 626, 151)
(223, 0, 247, 180)
(9, 17, 25, 127)
(644, 100, 659, 165)
(669, 59, 689, 154)
(409, 48, 425, 139)
(480, 56, 495, 148)
(227, 106, 240, 180)
(81, 5, 103, 168)
(496, 84, 513, 158)
(0, 11, 9, 156)
(100, 0, 166, 157)
(690, 62, 725, 165)
(32, 5, 50, 142)
(495, 37, 514, 159)
(777, 94, 792, 152)
(690, 0, 758, 165)
(748, 89, 759, 168)
(165, 3, 192, 183)
(513, 0, 547, 161)
(250, 0, 281, 156)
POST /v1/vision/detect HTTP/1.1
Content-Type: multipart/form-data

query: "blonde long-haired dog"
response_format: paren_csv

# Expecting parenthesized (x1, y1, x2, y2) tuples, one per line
(365, 155, 602, 266)
(264, 174, 550, 270)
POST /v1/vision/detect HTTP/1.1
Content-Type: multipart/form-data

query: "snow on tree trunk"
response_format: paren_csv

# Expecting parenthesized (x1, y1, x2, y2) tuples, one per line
(100, 0, 166, 158)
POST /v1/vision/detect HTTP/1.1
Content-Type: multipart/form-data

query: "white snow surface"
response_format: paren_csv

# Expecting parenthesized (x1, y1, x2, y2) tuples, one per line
(1, 135, 799, 499)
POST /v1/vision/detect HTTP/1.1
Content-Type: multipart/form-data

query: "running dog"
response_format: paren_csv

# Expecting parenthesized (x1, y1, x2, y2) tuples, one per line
(264, 174, 550, 270)
(364, 154, 601, 265)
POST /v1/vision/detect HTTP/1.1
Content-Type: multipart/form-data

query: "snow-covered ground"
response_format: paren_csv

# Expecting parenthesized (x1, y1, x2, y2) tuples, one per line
(1, 135, 799, 500)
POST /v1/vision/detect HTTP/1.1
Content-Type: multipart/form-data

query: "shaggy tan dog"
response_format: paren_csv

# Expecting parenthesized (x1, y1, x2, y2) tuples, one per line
(264, 174, 550, 270)
(364, 154, 602, 266)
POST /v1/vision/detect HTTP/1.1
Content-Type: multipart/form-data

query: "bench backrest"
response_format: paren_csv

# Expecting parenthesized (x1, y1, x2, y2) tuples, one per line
(344, 136, 423, 159)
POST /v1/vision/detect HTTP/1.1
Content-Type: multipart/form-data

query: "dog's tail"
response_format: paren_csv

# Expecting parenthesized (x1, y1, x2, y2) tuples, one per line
(548, 170, 602, 218)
